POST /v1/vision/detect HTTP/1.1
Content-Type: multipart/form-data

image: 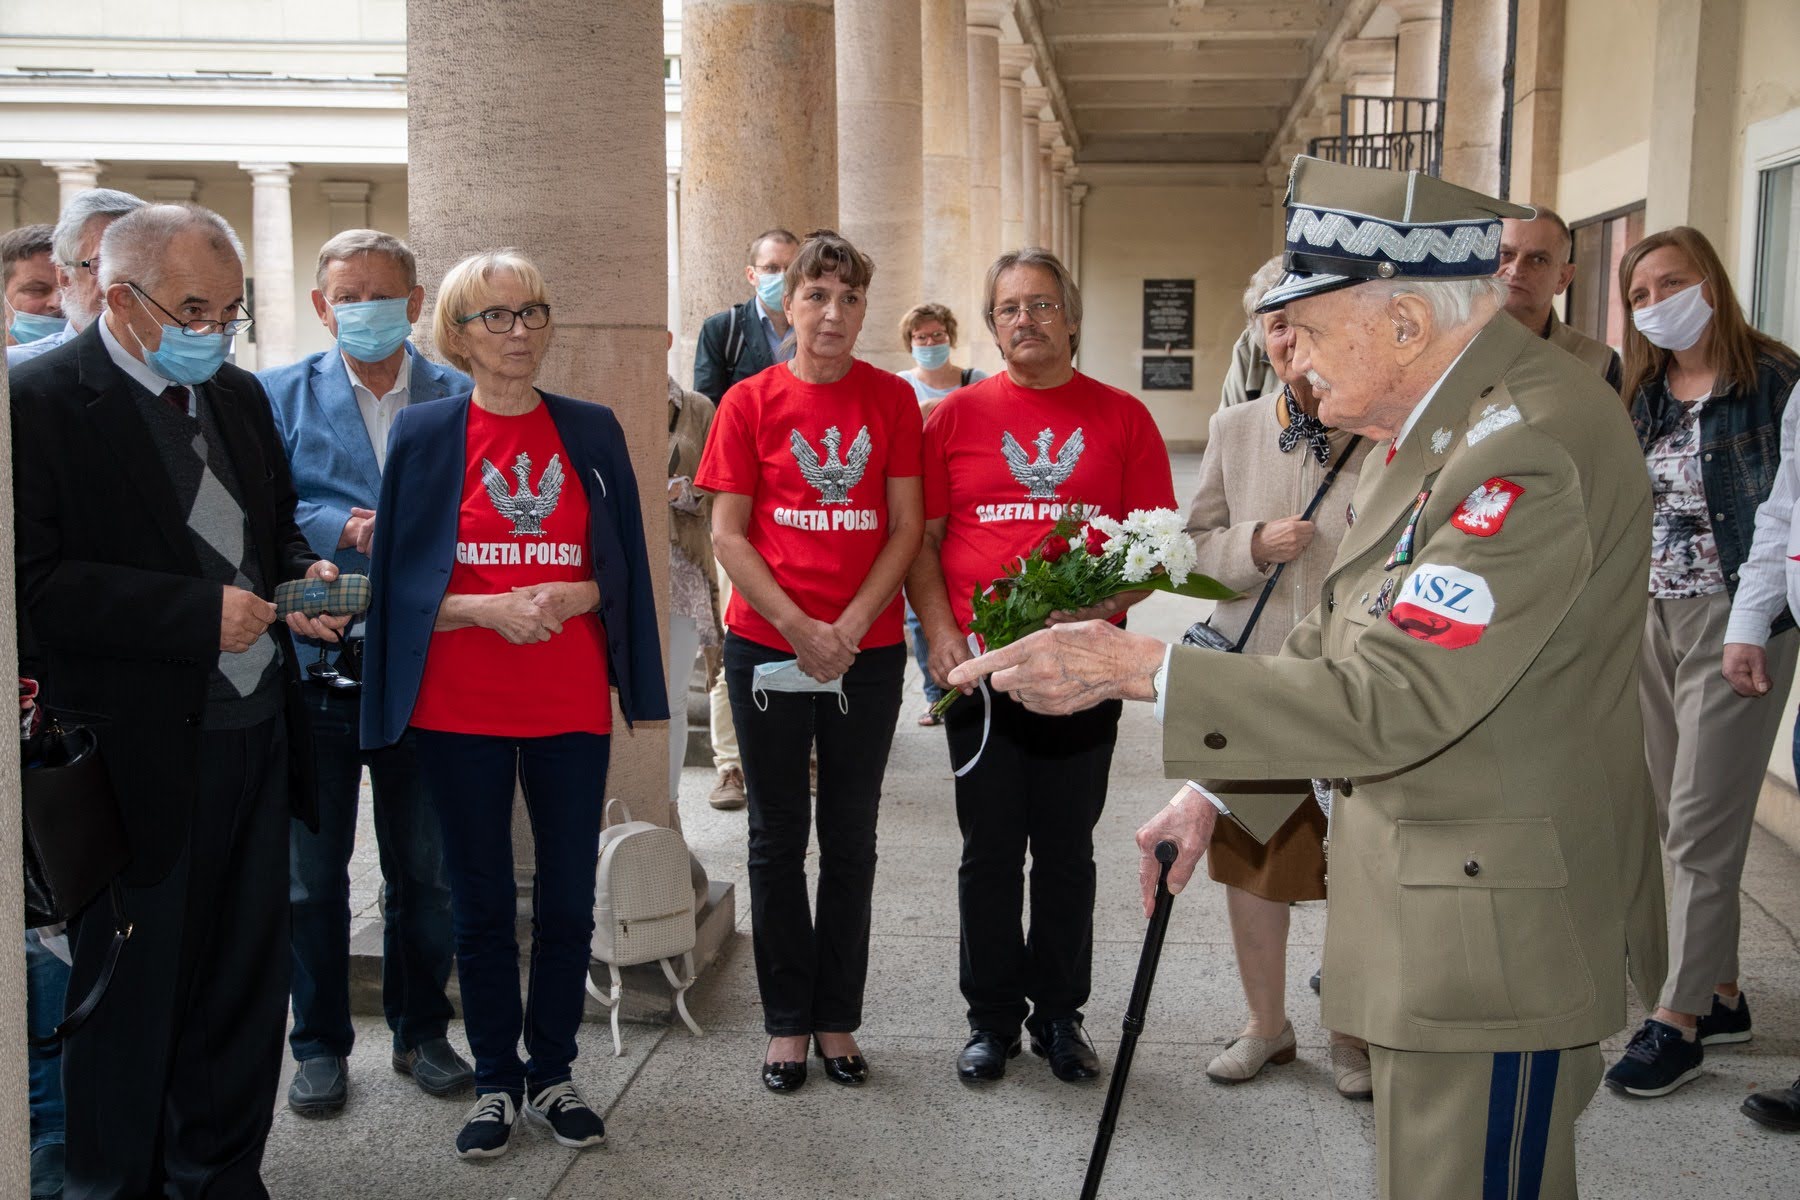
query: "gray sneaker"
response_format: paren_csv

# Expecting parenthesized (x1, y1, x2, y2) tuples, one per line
(288, 1056, 348, 1117)
(393, 1037, 474, 1097)
(708, 766, 747, 810)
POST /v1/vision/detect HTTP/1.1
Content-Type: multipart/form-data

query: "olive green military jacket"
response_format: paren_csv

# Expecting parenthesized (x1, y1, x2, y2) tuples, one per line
(1164, 315, 1666, 1054)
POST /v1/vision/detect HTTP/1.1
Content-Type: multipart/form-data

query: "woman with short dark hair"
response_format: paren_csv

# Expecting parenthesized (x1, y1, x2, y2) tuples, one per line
(697, 230, 924, 1093)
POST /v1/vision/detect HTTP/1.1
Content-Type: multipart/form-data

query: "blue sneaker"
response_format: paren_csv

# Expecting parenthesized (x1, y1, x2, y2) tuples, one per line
(1604, 1018, 1703, 1098)
(1696, 992, 1752, 1045)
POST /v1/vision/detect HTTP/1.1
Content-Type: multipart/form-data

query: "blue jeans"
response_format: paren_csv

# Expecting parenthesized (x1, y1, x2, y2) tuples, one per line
(289, 686, 455, 1062)
(26, 929, 67, 1153)
(414, 729, 610, 1099)
(904, 603, 944, 705)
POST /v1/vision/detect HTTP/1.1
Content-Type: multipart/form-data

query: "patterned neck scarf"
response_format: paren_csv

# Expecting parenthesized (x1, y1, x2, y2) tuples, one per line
(1277, 385, 1332, 464)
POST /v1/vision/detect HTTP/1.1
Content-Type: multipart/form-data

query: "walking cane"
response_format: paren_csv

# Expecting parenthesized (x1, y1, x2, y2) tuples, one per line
(1079, 839, 1180, 1200)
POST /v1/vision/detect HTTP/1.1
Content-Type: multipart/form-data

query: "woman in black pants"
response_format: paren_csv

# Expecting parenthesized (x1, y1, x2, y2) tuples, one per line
(695, 230, 924, 1092)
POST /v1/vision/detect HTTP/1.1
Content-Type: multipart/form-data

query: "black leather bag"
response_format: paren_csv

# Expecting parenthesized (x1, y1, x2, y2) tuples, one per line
(22, 711, 133, 1044)
(1183, 435, 1363, 654)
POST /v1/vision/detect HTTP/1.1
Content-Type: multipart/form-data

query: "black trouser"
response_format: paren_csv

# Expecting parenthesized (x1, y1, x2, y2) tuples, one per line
(64, 719, 291, 1200)
(946, 686, 1121, 1038)
(725, 632, 905, 1037)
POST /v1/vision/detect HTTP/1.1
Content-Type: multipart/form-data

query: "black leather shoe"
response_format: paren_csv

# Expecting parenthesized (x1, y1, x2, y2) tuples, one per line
(393, 1037, 474, 1098)
(288, 1056, 348, 1117)
(1030, 1018, 1101, 1082)
(957, 1029, 1021, 1082)
(815, 1036, 870, 1086)
(1743, 1077, 1800, 1131)
(762, 1040, 808, 1093)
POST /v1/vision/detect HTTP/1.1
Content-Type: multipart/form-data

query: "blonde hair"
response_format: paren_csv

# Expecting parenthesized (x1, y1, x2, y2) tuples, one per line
(900, 302, 959, 349)
(431, 248, 549, 373)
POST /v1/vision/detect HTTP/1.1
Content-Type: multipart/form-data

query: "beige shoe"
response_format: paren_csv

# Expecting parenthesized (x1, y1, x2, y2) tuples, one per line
(1205, 1022, 1296, 1084)
(708, 766, 747, 811)
(1330, 1040, 1373, 1100)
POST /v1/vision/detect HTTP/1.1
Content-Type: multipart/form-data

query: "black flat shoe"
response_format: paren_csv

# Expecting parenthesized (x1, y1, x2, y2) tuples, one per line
(1742, 1077, 1800, 1131)
(1030, 1017, 1101, 1082)
(761, 1057, 807, 1092)
(814, 1036, 869, 1086)
(957, 1029, 1021, 1083)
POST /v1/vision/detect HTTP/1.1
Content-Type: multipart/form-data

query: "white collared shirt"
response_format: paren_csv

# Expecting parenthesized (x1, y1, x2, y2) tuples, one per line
(1390, 337, 1478, 453)
(344, 350, 412, 470)
(99, 313, 192, 415)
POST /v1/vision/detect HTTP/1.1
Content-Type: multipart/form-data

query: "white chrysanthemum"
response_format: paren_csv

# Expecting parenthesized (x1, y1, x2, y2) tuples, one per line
(1122, 541, 1155, 583)
(1155, 532, 1196, 586)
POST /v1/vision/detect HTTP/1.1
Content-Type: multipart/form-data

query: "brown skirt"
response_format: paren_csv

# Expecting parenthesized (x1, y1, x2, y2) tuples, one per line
(1206, 792, 1327, 903)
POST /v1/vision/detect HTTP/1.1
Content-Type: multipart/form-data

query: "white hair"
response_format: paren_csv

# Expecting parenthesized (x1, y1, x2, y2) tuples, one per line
(1241, 256, 1288, 352)
(51, 188, 145, 267)
(98, 203, 245, 294)
(1361, 276, 1507, 331)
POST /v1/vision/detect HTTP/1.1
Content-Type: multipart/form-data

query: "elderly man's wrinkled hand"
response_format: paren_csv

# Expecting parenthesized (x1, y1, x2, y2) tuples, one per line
(1722, 642, 1772, 698)
(945, 621, 1166, 715)
(221, 585, 276, 654)
(286, 560, 347, 643)
(1136, 787, 1218, 917)
(1046, 590, 1147, 625)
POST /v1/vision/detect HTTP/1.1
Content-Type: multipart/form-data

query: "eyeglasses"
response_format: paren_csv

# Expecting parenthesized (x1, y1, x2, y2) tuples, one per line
(458, 304, 551, 334)
(128, 282, 253, 336)
(911, 331, 950, 346)
(69, 258, 99, 276)
(989, 301, 1063, 326)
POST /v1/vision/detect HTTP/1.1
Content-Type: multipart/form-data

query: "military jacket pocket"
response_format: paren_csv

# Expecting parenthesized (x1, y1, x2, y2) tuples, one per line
(1396, 818, 1595, 1028)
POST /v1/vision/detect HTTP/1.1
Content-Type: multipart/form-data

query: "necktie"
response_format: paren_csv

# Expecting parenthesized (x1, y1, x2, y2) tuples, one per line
(160, 385, 189, 416)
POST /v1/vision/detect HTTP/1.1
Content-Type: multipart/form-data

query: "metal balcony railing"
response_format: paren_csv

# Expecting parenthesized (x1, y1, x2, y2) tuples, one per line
(1306, 96, 1442, 177)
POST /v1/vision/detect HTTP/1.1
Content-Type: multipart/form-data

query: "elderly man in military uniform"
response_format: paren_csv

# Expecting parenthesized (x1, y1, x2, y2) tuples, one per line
(949, 158, 1666, 1199)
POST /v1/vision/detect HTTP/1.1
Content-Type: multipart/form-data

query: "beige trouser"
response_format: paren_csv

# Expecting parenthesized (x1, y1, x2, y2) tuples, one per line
(710, 560, 739, 773)
(1372, 1043, 1601, 1200)
(1639, 590, 1798, 1013)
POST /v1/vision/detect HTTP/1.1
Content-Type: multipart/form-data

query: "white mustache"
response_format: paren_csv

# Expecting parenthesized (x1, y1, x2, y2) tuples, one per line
(1305, 369, 1331, 391)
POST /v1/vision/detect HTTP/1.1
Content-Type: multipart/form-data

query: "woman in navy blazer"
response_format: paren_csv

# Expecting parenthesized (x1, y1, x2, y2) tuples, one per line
(360, 249, 666, 1162)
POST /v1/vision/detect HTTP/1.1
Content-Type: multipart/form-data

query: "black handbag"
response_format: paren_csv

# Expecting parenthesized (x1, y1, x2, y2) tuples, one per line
(22, 710, 133, 1043)
(1184, 435, 1363, 654)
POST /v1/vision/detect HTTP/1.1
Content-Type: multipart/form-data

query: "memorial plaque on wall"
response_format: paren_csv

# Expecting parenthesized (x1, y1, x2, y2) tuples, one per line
(1142, 356, 1194, 391)
(1142, 278, 1195, 350)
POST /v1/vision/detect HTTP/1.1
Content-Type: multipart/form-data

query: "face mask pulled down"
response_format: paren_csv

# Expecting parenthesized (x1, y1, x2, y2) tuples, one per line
(750, 659, 847, 714)
(1633, 280, 1713, 352)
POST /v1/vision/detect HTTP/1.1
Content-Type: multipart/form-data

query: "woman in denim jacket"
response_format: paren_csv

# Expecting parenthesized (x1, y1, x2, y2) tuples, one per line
(1607, 225, 1800, 1100)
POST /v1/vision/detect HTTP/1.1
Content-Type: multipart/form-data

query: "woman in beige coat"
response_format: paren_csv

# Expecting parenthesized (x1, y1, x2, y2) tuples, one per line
(1185, 259, 1374, 1097)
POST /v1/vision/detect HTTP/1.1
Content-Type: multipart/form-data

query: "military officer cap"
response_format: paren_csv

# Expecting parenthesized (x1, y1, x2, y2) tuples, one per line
(1255, 156, 1534, 313)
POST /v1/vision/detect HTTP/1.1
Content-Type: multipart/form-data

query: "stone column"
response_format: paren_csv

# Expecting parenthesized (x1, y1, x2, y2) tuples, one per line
(43, 160, 101, 212)
(0, 175, 20, 230)
(1388, 0, 1443, 99)
(922, 0, 974, 330)
(1509, 0, 1565, 205)
(1036, 135, 1054, 253)
(1049, 156, 1067, 264)
(679, 0, 837, 374)
(966, 5, 1006, 372)
(1645, 0, 1743, 240)
(411, 0, 672, 826)
(837, 0, 924, 373)
(1438, 0, 1506, 193)
(1019, 85, 1044, 245)
(1067, 181, 1088, 283)
(666, 169, 682, 377)
(320, 180, 372, 233)
(0, 350, 26, 1200)
(998, 45, 1029, 253)
(239, 162, 298, 370)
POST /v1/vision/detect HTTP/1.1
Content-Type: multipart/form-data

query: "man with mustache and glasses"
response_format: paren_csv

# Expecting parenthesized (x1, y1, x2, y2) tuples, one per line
(906, 247, 1175, 1087)
(950, 161, 1666, 1199)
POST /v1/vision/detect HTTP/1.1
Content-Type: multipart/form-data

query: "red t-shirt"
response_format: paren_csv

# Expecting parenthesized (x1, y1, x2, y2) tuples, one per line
(411, 402, 611, 737)
(924, 370, 1177, 634)
(695, 358, 923, 652)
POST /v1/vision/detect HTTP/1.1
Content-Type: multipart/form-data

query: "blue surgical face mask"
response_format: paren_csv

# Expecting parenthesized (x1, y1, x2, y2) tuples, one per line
(911, 343, 951, 370)
(755, 271, 786, 314)
(332, 297, 412, 362)
(750, 659, 848, 713)
(128, 293, 232, 385)
(8, 309, 66, 344)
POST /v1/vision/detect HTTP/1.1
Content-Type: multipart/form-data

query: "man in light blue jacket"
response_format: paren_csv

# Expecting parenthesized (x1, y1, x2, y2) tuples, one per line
(259, 229, 472, 1118)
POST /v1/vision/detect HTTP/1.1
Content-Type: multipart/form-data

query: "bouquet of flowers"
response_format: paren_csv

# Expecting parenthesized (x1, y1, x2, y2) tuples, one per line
(930, 506, 1235, 717)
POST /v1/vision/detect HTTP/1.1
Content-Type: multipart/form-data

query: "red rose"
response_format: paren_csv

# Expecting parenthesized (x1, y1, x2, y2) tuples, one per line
(1083, 526, 1108, 557)
(1040, 534, 1071, 563)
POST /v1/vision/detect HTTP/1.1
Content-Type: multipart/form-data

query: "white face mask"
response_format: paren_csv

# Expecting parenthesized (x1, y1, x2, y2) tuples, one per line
(750, 659, 848, 713)
(1633, 280, 1713, 352)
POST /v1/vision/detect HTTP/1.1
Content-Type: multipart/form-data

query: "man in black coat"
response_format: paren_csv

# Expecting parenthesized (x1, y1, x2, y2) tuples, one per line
(690, 226, 798, 404)
(11, 202, 347, 1199)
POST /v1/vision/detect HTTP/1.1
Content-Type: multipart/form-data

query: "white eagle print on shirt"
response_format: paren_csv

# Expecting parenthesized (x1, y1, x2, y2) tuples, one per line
(1002, 427, 1085, 500)
(791, 425, 872, 504)
(482, 451, 564, 536)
